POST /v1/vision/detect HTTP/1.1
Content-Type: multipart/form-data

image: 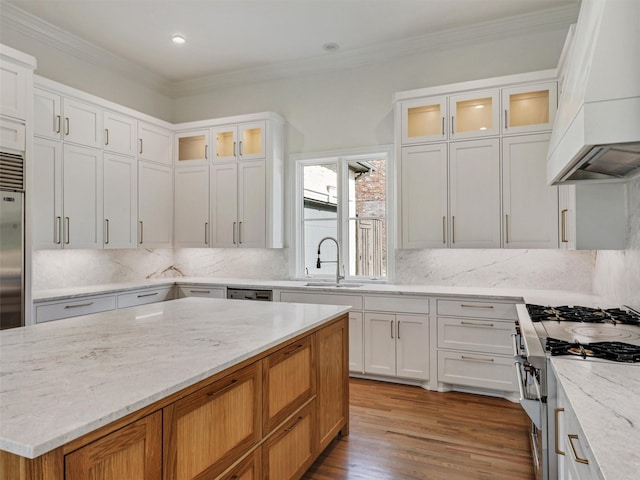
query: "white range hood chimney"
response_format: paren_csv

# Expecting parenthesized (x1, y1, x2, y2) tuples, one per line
(547, 0, 640, 184)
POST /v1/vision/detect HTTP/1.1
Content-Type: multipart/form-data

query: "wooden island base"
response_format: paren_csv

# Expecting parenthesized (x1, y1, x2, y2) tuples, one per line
(1, 314, 349, 480)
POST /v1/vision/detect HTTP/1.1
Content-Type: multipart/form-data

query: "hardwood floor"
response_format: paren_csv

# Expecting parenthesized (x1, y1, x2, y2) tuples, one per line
(304, 379, 534, 480)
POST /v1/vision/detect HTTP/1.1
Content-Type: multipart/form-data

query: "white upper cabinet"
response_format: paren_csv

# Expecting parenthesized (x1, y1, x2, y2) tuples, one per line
(502, 82, 557, 135)
(210, 162, 238, 247)
(174, 165, 210, 248)
(104, 154, 137, 249)
(211, 125, 238, 162)
(32, 138, 63, 250)
(139, 121, 172, 166)
(237, 160, 266, 248)
(0, 58, 27, 120)
(449, 89, 500, 140)
(401, 97, 447, 144)
(103, 111, 137, 157)
(449, 138, 501, 248)
(138, 161, 173, 248)
(502, 134, 558, 249)
(61, 98, 102, 148)
(238, 121, 266, 160)
(400, 143, 448, 248)
(175, 129, 210, 165)
(34, 88, 62, 140)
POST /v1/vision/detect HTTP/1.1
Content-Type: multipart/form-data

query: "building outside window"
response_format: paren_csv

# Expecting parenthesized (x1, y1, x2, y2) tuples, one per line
(294, 147, 393, 281)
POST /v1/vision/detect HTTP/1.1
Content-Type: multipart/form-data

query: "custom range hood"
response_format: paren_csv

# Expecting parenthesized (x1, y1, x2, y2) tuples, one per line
(547, 0, 640, 184)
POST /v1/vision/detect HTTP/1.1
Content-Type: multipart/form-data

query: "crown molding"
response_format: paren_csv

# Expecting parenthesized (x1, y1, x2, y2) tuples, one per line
(0, 2, 172, 96)
(171, 4, 579, 97)
(1, 2, 578, 99)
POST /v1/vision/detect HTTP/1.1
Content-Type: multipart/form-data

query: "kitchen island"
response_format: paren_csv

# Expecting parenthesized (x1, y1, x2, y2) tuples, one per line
(0, 297, 350, 480)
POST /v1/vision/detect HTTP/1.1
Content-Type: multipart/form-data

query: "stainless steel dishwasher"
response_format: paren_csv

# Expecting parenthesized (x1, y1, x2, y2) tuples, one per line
(226, 288, 273, 301)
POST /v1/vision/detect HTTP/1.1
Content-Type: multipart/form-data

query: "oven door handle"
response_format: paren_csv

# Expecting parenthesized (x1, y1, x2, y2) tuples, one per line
(514, 362, 543, 429)
(511, 333, 520, 358)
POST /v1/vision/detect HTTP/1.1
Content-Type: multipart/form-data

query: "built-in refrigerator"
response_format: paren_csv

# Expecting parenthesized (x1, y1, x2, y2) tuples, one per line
(0, 151, 25, 329)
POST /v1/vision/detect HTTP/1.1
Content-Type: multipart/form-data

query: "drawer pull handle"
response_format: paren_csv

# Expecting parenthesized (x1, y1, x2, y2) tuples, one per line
(568, 434, 589, 464)
(284, 343, 305, 356)
(285, 416, 304, 432)
(207, 379, 238, 397)
(189, 290, 211, 294)
(561, 208, 568, 243)
(105, 128, 109, 145)
(460, 304, 494, 309)
(460, 321, 494, 327)
(137, 292, 159, 298)
(65, 117, 70, 136)
(65, 302, 94, 309)
(555, 408, 565, 455)
(461, 355, 494, 362)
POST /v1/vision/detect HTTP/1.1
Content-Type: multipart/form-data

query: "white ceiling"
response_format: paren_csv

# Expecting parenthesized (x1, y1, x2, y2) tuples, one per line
(3, 0, 578, 86)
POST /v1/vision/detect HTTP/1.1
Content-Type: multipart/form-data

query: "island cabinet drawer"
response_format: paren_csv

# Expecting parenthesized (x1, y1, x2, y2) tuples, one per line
(262, 400, 317, 480)
(163, 363, 262, 480)
(35, 294, 116, 323)
(280, 291, 363, 310)
(437, 351, 517, 392)
(177, 285, 225, 299)
(65, 410, 162, 480)
(263, 335, 315, 434)
(217, 448, 262, 480)
(437, 317, 515, 355)
(436, 299, 517, 320)
(117, 286, 175, 309)
(364, 295, 429, 314)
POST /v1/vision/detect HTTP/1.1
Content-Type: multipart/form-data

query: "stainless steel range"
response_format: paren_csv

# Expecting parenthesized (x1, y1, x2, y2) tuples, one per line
(513, 303, 640, 480)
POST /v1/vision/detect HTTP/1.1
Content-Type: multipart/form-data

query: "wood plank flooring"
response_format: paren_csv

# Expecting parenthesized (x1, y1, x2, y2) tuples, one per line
(304, 379, 534, 480)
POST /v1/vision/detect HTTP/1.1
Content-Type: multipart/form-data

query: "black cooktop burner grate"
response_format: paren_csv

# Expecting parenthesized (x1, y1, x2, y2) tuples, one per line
(546, 337, 640, 362)
(526, 304, 640, 326)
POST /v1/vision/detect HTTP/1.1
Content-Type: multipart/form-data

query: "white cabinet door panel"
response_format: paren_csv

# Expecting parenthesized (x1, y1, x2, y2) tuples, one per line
(138, 161, 173, 247)
(396, 314, 429, 380)
(238, 160, 266, 248)
(0, 60, 26, 120)
(174, 166, 210, 247)
(449, 138, 500, 248)
(401, 144, 448, 248)
(349, 312, 364, 373)
(62, 99, 102, 148)
(364, 312, 396, 377)
(34, 89, 62, 139)
(238, 121, 266, 160)
(104, 154, 137, 249)
(33, 138, 63, 249)
(210, 163, 238, 247)
(104, 111, 137, 157)
(139, 122, 172, 165)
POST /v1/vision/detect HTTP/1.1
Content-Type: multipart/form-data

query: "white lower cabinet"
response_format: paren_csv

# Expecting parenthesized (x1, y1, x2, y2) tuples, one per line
(348, 311, 364, 373)
(35, 294, 116, 323)
(117, 286, 175, 309)
(138, 160, 173, 248)
(364, 312, 429, 380)
(437, 351, 517, 391)
(177, 285, 225, 299)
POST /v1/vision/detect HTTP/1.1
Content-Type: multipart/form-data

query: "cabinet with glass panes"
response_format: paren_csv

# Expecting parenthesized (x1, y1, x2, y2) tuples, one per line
(175, 129, 209, 165)
(501, 82, 557, 134)
(211, 121, 266, 162)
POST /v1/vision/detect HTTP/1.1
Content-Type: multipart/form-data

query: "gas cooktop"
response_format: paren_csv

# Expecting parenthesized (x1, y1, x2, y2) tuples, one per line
(525, 304, 640, 363)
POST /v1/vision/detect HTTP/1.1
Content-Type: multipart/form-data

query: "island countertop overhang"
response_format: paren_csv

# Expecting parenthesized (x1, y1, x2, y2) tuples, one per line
(0, 297, 350, 459)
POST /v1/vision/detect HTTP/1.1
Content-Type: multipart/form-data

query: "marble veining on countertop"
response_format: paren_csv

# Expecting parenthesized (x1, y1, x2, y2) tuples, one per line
(0, 298, 349, 458)
(33, 276, 614, 308)
(551, 359, 640, 480)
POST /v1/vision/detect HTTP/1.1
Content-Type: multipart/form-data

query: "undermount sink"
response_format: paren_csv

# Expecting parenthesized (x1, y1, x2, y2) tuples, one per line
(304, 282, 364, 288)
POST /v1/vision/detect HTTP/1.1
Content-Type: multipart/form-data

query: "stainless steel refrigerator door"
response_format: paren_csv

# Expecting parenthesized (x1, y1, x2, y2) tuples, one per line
(0, 190, 24, 329)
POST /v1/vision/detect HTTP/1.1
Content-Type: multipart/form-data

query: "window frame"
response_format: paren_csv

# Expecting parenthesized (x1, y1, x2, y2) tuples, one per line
(290, 145, 395, 282)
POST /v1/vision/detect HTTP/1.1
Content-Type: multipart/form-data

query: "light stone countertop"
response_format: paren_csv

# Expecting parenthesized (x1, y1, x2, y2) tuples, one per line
(0, 297, 349, 459)
(551, 359, 640, 480)
(33, 276, 614, 308)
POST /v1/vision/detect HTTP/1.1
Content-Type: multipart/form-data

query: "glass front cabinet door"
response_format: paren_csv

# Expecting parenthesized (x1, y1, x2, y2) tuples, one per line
(238, 121, 266, 160)
(502, 82, 557, 134)
(175, 130, 210, 165)
(449, 89, 500, 140)
(401, 96, 447, 144)
(211, 125, 238, 162)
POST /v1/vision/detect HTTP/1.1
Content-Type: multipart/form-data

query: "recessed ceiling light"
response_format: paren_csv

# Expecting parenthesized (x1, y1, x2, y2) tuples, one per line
(172, 35, 186, 45)
(322, 42, 340, 52)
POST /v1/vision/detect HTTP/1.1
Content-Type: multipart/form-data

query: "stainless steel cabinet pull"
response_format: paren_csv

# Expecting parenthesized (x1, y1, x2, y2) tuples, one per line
(504, 110, 508, 130)
(452, 216, 455, 243)
(137, 292, 159, 298)
(568, 434, 589, 464)
(238, 221, 242, 244)
(461, 321, 494, 327)
(65, 302, 94, 309)
(105, 219, 110, 244)
(55, 216, 61, 244)
(207, 379, 238, 397)
(239, 140, 243, 156)
(105, 128, 109, 145)
(233, 141, 236, 157)
(139, 138, 143, 154)
(189, 290, 211, 294)
(505, 214, 509, 243)
(511, 333, 519, 357)
(56, 115, 61, 134)
(442, 216, 446, 244)
(460, 304, 494, 309)
(65, 117, 70, 135)
(461, 355, 494, 362)
(451, 116, 455, 135)
(397, 320, 401, 339)
(555, 408, 565, 455)
(65, 217, 70, 244)
(232, 221, 237, 244)
(441, 117, 445, 135)
(561, 209, 568, 243)
(139, 221, 143, 244)
(390, 320, 394, 339)
(204, 222, 209, 244)
(205, 144, 208, 160)
(285, 416, 304, 432)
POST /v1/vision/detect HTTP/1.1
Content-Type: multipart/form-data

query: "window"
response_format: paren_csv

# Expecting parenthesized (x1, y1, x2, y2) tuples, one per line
(293, 147, 393, 281)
